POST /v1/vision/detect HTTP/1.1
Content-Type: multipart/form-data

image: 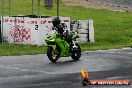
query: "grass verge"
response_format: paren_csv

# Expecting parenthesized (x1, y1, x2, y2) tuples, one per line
(0, 44, 47, 56)
(0, 42, 131, 56)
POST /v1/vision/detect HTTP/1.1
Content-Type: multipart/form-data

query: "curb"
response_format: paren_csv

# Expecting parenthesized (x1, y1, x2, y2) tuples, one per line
(82, 47, 132, 55)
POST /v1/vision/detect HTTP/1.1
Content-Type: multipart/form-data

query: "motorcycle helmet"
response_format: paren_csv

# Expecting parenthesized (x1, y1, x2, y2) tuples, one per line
(52, 17, 60, 27)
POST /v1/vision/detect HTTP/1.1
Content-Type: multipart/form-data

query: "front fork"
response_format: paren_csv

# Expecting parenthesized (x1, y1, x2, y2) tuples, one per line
(48, 45, 56, 53)
(71, 40, 78, 49)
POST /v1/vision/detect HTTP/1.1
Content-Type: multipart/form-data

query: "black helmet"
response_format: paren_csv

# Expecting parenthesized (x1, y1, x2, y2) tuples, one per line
(52, 17, 60, 27)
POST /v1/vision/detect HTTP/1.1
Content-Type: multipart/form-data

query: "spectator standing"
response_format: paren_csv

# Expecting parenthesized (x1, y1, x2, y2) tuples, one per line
(45, 0, 53, 9)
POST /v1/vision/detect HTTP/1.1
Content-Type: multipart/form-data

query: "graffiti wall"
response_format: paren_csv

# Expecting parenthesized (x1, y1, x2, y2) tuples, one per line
(2, 16, 70, 45)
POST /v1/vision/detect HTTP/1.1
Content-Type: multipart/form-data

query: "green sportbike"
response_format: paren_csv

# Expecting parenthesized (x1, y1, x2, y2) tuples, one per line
(45, 30, 81, 62)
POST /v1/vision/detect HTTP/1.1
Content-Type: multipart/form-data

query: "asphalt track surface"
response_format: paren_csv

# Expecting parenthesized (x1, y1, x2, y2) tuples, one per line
(0, 48, 132, 88)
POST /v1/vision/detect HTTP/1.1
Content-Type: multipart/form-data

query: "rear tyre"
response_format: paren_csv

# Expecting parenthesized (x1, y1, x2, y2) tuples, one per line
(71, 44, 81, 60)
(47, 46, 60, 62)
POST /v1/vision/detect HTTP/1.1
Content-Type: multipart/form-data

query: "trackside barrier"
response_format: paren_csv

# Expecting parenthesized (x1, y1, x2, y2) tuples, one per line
(1, 16, 95, 45)
(1, 16, 70, 45)
(71, 19, 95, 42)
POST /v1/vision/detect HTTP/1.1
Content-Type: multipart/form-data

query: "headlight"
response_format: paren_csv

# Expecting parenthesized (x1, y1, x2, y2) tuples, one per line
(50, 39, 55, 42)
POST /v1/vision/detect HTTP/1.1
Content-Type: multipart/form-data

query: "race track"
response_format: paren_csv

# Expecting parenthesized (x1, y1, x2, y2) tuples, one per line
(0, 48, 132, 88)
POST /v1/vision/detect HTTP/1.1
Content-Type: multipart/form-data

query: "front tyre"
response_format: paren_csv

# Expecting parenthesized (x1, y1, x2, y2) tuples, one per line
(71, 44, 81, 60)
(47, 46, 59, 62)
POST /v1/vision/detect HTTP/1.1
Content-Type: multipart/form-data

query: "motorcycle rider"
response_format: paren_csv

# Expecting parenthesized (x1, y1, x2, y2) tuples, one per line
(52, 16, 72, 44)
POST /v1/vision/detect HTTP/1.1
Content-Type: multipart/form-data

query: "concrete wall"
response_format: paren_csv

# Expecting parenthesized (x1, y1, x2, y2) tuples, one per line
(71, 19, 95, 42)
(1, 16, 95, 45)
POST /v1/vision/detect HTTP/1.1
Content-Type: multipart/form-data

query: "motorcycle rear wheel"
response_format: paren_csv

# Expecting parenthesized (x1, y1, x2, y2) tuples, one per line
(47, 46, 60, 62)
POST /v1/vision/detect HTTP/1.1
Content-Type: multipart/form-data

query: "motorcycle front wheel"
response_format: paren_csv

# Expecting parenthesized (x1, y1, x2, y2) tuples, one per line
(71, 44, 81, 60)
(47, 46, 60, 62)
